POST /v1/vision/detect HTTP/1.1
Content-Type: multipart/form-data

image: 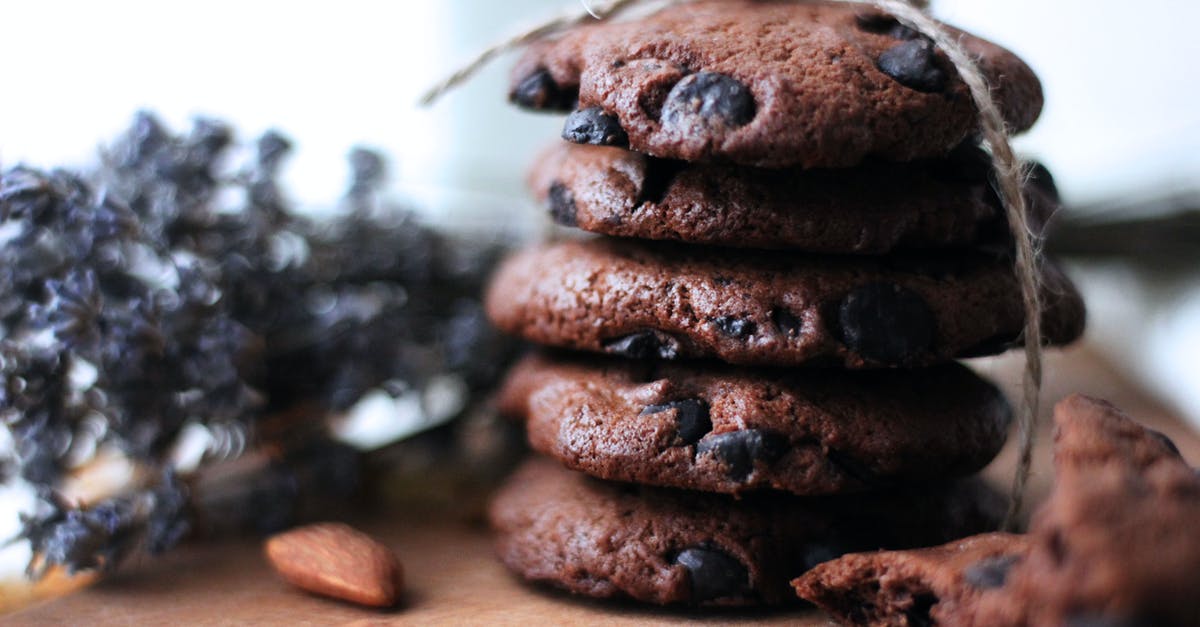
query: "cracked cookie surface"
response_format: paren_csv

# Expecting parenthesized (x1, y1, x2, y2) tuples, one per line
(529, 143, 1058, 253)
(484, 238, 1086, 368)
(511, 1, 1042, 168)
(499, 351, 1011, 495)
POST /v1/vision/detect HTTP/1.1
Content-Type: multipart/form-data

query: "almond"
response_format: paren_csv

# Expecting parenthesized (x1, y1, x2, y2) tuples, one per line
(265, 522, 403, 607)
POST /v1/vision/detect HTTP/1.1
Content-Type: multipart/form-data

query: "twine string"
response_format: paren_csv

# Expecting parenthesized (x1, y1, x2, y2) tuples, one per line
(421, 0, 1042, 531)
(419, 0, 654, 107)
(867, 0, 1043, 531)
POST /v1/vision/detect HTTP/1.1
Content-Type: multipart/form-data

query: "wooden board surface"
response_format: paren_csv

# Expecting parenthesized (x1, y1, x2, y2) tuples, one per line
(9, 346, 1200, 625)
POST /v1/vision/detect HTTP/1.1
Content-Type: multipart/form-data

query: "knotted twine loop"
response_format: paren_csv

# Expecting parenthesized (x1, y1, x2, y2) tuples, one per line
(421, 0, 1042, 532)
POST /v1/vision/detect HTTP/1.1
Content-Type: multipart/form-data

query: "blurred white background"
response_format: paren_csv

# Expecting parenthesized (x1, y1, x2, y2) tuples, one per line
(0, 2, 1197, 413)
(3, 1, 1199, 208)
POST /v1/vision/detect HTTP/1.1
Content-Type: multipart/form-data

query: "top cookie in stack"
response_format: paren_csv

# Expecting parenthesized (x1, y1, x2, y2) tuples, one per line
(484, 0, 1086, 608)
(510, 1, 1041, 169)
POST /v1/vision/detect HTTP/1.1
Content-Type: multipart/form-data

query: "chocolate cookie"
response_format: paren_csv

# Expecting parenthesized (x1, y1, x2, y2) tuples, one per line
(793, 532, 1030, 625)
(498, 352, 1011, 495)
(484, 238, 1086, 368)
(489, 457, 1004, 607)
(793, 395, 1200, 626)
(529, 143, 1058, 253)
(970, 395, 1200, 626)
(511, 1, 1043, 168)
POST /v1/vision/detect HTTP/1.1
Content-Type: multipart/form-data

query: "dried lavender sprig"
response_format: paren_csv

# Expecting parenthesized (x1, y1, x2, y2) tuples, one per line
(18, 472, 189, 578)
(5, 112, 515, 577)
(3, 113, 516, 576)
(96, 112, 515, 415)
(0, 165, 262, 483)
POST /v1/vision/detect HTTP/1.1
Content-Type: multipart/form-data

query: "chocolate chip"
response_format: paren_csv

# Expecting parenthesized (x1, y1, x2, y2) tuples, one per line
(636, 157, 686, 206)
(674, 546, 749, 603)
(1026, 161, 1061, 203)
(878, 40, 947, 93)
(562, 107, 628, 147)
(854, 11, 920, 40)
(713, 316, 756, 339)
(642, 399, 712, 444)
(771, 308, 803, 338)
(602, 330, 680, 359)
(661, 72, 756, 129)
(511, 68, 574, 111)
(834, 282, 935, 364)
(1146, 428, 1183, 458)
(963, 554, 1019, 589)
(696, 430, 786, 480)
(547, 182, 577, 227)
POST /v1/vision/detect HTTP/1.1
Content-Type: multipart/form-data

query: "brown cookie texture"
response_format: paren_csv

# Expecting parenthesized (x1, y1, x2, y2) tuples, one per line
(969, 395, 1200, 627)
(792, 532, 1029, 626)
(498, 351, 1011, 495)
(488, 457, 1004, 607)
(483, 238, 1086, 368)
(529, 143, 1058, 253)
(790, 395, 1200, 626)
(511, 1, 1043, 168)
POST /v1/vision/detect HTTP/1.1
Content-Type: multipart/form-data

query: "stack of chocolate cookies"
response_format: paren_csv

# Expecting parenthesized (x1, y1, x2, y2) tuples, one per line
(484, 1, 1086, 608)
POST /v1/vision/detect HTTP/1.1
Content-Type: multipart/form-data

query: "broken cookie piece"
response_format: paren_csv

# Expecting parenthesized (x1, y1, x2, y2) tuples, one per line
(793, 533, 1028, 626)
(794, 394, 1200, 626)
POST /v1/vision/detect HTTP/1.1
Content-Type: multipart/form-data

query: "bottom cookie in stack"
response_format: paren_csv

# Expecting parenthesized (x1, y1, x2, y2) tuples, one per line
(489, 458, 1004, 606)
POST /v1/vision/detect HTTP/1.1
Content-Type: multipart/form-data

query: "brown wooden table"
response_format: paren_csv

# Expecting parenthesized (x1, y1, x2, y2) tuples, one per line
(8, 346, 1199, 625)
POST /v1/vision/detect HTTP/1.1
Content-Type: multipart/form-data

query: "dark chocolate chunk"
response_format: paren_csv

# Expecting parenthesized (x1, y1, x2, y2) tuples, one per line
(878, 40, 947, 93)
(661, 72, 756, 128)
(562, 107, 628, 147)
(713, 316, 756, 339)
(696, 430, 787, 480)
(835, 282, 935, 364)
(1026, 161, 1061, 203)
(641, 399, 712, 444)
(854, 11, 919, 40)
(963, 554, 1020, 589)
(772, 308, 803, 338)
(602, 330, 680, 359)
(675, 546, 749, 603)
(511, 68, 574, 110)
(1146, 428, 1183, 458)
(547, 182, 577, 227)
